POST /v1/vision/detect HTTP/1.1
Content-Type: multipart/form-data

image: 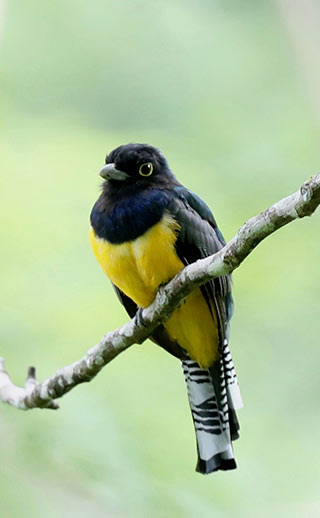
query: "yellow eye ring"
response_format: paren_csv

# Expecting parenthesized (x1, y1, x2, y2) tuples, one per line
(139, 162, 153, 177)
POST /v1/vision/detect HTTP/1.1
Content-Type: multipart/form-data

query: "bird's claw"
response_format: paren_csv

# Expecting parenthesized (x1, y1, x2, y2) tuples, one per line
(156, 283, 168, 300)
(158, 283, 165, 294)
(134, 307, 148, 328)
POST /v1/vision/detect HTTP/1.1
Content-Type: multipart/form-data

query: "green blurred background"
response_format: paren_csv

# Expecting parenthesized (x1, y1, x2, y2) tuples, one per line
(1, 1, 320, 516)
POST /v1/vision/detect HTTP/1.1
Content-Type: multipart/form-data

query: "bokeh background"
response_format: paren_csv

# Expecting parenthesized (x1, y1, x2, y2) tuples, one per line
(1, 1, 320, 517)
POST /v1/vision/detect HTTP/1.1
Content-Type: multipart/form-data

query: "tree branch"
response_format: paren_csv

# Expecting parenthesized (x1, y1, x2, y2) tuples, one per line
(1, 173, 320, 410)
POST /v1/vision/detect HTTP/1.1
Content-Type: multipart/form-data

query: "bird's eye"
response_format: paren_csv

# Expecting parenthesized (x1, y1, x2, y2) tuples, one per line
(139, 162, 153, 177)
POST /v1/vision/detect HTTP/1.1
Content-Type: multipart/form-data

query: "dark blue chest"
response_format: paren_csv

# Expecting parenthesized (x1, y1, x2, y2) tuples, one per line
(90, 189, 171, 244)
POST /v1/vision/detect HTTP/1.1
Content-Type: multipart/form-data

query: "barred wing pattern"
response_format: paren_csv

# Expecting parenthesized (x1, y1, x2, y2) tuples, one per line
(183, 340, 242, 473)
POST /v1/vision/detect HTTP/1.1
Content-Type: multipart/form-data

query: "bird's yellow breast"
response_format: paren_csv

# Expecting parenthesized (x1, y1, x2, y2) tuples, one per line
(89, 213, 219, 367)
(89, 213, 182, 307)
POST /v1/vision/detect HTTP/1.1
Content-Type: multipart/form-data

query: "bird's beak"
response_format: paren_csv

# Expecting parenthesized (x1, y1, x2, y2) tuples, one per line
(99, 163, 129, 181)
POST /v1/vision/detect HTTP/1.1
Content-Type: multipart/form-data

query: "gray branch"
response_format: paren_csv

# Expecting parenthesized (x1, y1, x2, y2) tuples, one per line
(1, 173, 320, 410)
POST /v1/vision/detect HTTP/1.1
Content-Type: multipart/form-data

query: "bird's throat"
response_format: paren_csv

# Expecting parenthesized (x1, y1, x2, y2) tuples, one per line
(90, 188, 171, 244)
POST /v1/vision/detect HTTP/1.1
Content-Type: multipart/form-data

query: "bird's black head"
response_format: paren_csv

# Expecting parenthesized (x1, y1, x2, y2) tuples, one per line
(99, 143, 174, 187)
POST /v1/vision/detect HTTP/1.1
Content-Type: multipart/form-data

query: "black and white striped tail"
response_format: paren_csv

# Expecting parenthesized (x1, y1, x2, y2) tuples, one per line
(182, 340, 243, 474)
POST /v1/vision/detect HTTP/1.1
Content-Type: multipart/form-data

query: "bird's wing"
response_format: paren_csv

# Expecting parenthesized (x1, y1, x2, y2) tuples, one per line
(168, 185, 233, 345)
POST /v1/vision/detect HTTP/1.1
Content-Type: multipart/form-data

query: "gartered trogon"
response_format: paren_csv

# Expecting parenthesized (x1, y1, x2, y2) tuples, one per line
(89, 143, 243, 474)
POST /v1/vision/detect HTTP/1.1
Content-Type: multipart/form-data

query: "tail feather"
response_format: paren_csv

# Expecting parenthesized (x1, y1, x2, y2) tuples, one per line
(182, 340, 242, 474)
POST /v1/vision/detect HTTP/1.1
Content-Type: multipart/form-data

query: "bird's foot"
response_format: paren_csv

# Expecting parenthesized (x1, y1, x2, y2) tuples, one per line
(134, 307, 148, 328)
(157, 282, 182, 309)
(156, 283, 168, 300)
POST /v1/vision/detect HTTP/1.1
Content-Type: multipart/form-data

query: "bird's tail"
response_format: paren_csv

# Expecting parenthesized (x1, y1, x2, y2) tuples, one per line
(182, 340, 243, 474)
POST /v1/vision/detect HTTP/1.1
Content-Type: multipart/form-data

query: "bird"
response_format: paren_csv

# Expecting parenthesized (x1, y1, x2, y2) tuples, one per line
(89, 143, 243, 474)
